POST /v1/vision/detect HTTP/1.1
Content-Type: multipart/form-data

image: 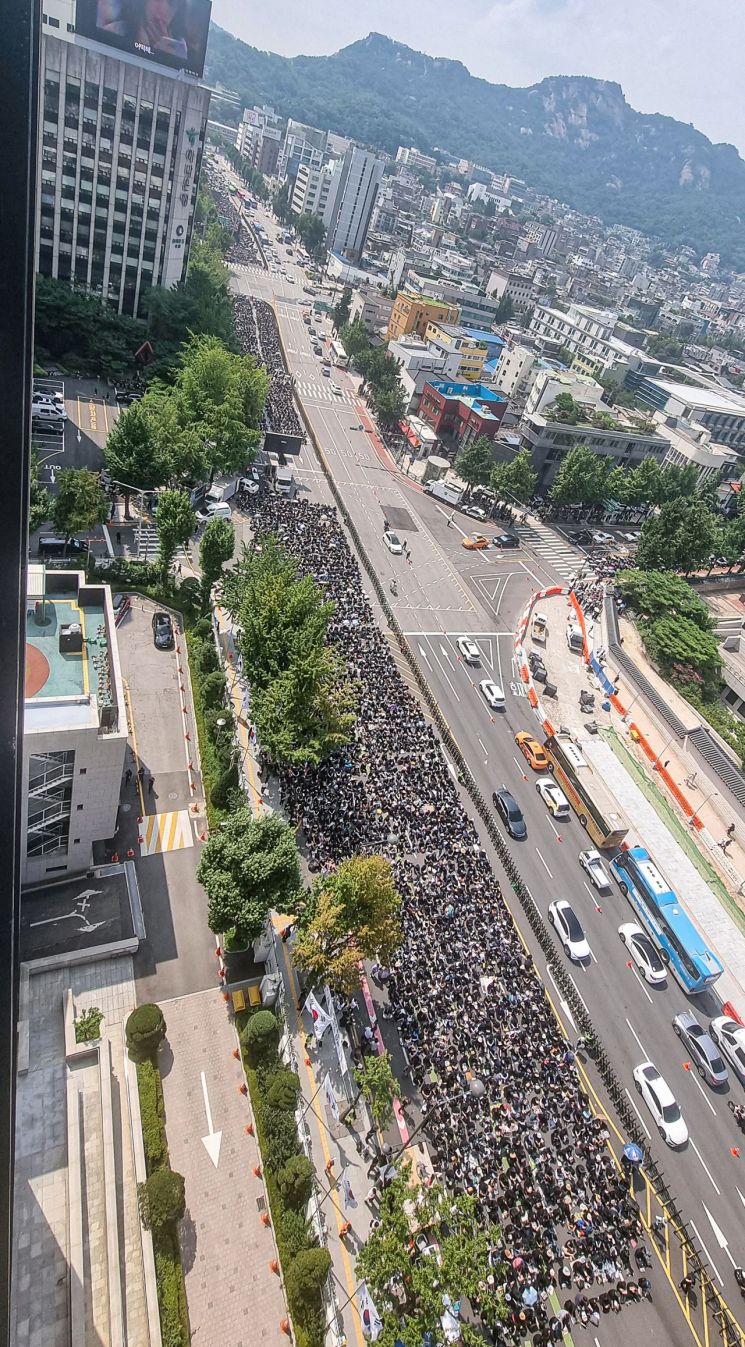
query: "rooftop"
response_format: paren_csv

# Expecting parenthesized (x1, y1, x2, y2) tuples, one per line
(427, 379, 506, 403)
(24, 568, 121, 735)
(463, 327, 505, 347)
(650, 379, 745, 414)
(25, 594, 106, 702)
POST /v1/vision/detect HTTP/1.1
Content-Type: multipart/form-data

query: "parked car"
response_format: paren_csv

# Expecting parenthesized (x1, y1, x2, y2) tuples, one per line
(618, 923, 666, 985)
(709, 1016, 745, 1083)
(592, 531, 614, 545)
(673, 1011, 728, 1087)
(151, 611, 175, 650)
(461, 504, 487, 521)
(456, 635, 481, 664)
(633, 1062, 688, 1147)
(515, 731, 549, 771)
(579, 849, 612, 894)
(479, 679, 505, 710)
(548, 900, 591, 962)
(492, 788, 527, 840)
(567, 528, 594, 546)
(536, 776, 570, 818)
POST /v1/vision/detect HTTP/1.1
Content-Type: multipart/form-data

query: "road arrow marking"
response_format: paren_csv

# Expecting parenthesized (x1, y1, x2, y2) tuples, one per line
(737, 1187, 745, 1210)
(417, 643, 432, 671)
(546, 965, 576, 1032)
(702, 1202, 734, 1262)
(200, 1071, 222, 1168)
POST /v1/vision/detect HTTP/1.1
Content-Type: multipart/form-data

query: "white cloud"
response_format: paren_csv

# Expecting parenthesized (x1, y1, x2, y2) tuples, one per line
(211, 0, 745, 151)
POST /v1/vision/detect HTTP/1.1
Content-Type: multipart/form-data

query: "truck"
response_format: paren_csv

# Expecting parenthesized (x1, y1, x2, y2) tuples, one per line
(424, 480, 463, 507)
(531, 612, 548, 644)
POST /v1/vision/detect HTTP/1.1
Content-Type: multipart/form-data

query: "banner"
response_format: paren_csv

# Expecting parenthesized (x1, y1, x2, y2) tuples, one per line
(341, 1174, 357, 1209)
(358, 1282, 383, 1340)
(325, 985, 351, 1080)
(306, 991, 332, 1041)
(323, 1072, 341, 1125)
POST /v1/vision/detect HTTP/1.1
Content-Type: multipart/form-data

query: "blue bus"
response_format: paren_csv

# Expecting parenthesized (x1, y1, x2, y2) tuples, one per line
(610, 846, 723, 994)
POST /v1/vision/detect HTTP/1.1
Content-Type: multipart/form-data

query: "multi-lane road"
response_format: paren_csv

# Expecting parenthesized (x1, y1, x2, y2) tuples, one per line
(227, 185, 745, 1338)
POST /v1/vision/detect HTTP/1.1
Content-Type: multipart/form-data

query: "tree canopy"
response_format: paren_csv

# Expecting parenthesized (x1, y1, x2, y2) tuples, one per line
(295, 211, 327, 263)
(292, 855, 402, 993)
(549, 444, 611, 507)
(636, 497, 722, 572)
(51, 468, 108, 537)
(490, 448, 536, 505)
(154, 489, 195, 582)
(103, 399, 171, 515)
(455, 436, 494, 493)
(199, 516, 235, 605)
(197, 809, 302, 945)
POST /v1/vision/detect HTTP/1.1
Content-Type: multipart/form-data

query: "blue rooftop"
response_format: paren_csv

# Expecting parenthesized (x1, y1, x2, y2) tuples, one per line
(427, 379, 506, 403)
(463, 327, 505, 348)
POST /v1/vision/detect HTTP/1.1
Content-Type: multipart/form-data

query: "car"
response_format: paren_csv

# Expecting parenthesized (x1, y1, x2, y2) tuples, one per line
(633, 1062, 688, 1147)
(33, 393, 64, 411)
(673, 1011, 728, 1087)
(591, 531, 614, 545)
(479, 679, 505, 710)
(492, 533, 520, 549)
(548, 900, 591, 962)
(492, 788, 527, 840)
(151, 611, 174, 650)
(456, 635, 481, 664)
(536, 776, 570, 818)
(709, 1016, 745, 1084)
(461, 533, 489, 550)
(515, 731, 549, 771)
(32, 418, 64, 434)
(331, 385, 342, 396)
(618, 923, 667, 985)
(462, 503, 487, 521)
(383, 530, 403, 555)
(579, 849, 612, 894)
(321, 366, 331, 377)
(619, 531, 640, 544)
(196, 500, 232, 522)
(567, 529, 594, 546)
(31, 402, 67, 420)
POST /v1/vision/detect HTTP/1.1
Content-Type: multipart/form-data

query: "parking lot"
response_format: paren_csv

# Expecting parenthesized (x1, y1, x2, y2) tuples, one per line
(33, 375, 122, 481)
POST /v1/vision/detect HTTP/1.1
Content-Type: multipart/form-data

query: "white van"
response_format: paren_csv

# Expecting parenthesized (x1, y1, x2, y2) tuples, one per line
(196, 500, 232, 522)
(566, 623, 584, 652)
(276, 469, 296, 500)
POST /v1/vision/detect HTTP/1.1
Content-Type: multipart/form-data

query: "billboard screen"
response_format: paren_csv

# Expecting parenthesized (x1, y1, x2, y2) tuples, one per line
(76, 0, 212, 78)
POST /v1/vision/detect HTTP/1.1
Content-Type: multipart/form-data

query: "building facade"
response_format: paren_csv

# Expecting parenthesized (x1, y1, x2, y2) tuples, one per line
(626, 373, 745, 454)
(38, 0, 211, 315)
(290, 162, 334, 219)
(236, 106, 282, 178)
(529, 302, 634, 377)
(419, 380, 507, 449)
(323, 146, 384, 263)
(277, 119, 327, 183)
(386, 290, 460, 341)
(518, 411, 668, 490)
(424, 322, 488, 382)
(349, 288, 394, 334)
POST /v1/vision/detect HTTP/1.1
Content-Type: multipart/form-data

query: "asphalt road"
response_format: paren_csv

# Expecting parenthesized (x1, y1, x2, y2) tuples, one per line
(226, 189, 745, 1339)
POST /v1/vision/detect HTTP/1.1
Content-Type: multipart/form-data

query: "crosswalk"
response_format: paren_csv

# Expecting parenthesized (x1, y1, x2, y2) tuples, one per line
(230, 262, 268, 277)
(131, 525, 189, 561)
(295, 379, 356, 406)
(139, 810, 195, 857)
(514, 520, 581, 582)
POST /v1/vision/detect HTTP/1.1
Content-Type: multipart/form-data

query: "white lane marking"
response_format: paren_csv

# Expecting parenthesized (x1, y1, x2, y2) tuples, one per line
(429, 642, 461, 702)
(625, 1016, 649, 1058)
(690, 1219, 724, 1287)
(546, 965, 577, 1032)
(417, 643, 433, 672)
(683, 1063, 717, 1117)
(536, 848, 553, 878)
(738, 1187, 745, 1210)
(701, 1202, 736, 1266)
(631, 967, 654, 1005)
(624, 1087, 651, 1139)
(513, 755, 525, 773)
(496, 633, 505, 695)
(567, 972, 591, 1017)
(478, 736, 488, 762)
(438, 642, 456, 670)
(546, 817, 561, 840)
(690, 1139, 721, 1195)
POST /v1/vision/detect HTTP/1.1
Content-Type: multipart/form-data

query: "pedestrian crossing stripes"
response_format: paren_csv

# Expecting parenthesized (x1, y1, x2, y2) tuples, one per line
(230, 262, 268, 276)
(139, 810, 195, 857)
(296, 380, 355, 405)
(514, 522, 580, 581)
(131, 525, 188, 560)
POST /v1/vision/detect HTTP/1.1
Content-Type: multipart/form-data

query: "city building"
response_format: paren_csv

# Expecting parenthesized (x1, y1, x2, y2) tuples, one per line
(388, 337, 457, 412)
(277, 118, 328, 184)
(653, 414, 740, 485)
(518, 401, 668, 489)
(523, 368, 604, 420)
(386, 290, 460, 341)
(348, 287, 394, 334)
(322, 146, 385, 263)
(625, 372, 745, 454)
(235, 105, 282, 178)
(38, 0, 212, 315)
(22, 566, 127, 884)
(462, 327, 505, 363)
(529, 302, 635, 377)
(485, 267, 536, 311)
(419, 379, 507, 450)
(395, 145, 437, 176)
(405, 271, 503, 328)
(290, 161, 335, 219)
(424, 322, 488, 381)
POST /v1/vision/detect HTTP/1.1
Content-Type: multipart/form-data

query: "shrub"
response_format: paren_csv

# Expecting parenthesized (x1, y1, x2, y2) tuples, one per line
(210, 762, 239, 809)
(242, 1010, 279, 1063)
(276, 1154, 314, 1209)
(178, 576, 202, 615)
(191, 616, 213, 641)
(138, 1168, 186, 1231)
(285, 1248, 332, 1307)
(281, 1206, 315, 1258)
(196, 639, 219, 675)
(126, 1003, 166, 1060)
(265, 1069, 301, 1112)
(137, 1059, 165, 1170)
(263, 1107, 301, 1170)
(154, 1230, 189, 1347)
(200, 669, 226, 711)
(74, 1006, 103, 1042)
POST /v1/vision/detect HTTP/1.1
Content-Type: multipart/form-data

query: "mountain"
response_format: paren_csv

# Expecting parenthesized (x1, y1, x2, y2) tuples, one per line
(205, 28, 745, 268)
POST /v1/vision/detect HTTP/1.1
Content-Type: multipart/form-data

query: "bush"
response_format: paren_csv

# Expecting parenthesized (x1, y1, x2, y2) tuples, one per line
(88, 557, 158, 587)
(276, 1154, 314, 1209)
(178, 576, 202, 615)
(74, 1006, 103, 1042)
(281, 1206, 315, 1258)
(263, 1107, 301, 1170)
(285, 1247, 332, 1307)
(266, 1069, 301, 1112)
(192, 616, 213, 641)
(154, 1229, 189, 1347)
(242, 1009, 279, 1063)
(199, 669, 226, 711)
(137, 1059, 165, 1170)
(138, 1168, 186, 1231)
(196, 639, 219, 675)
(210, 762, 239, 809)
(126, 1003, 166, 1060)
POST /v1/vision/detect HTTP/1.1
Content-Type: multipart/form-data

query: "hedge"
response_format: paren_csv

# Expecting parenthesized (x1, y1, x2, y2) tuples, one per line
(186, 625, 239, 826)
(136, 1059, 165, 1170)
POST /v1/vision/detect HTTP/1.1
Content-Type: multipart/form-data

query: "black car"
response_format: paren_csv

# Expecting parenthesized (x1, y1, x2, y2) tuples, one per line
(492, 788, 527, 839)
(567, 528, 594, 546)
(492, 533, 520, 549)
(152, 611, 175, 650)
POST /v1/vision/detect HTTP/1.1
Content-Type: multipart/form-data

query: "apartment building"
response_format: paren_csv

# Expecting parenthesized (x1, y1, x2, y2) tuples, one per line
(236, 105, 282, 178)
(386, 290, 460, 341)
(349, 288, 394, 334)
(529, 302, 634, 376)
(290, 162, 335, 219)
(278, 118, 328, 184)
(322, 146, 384, 263)
(424, 322, 488, 382)
(395, 145, 437, 175)
(38, 0, 211, 315)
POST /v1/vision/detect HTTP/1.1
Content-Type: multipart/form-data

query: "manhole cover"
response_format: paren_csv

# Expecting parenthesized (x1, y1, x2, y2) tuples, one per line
(121, 803, 131, 813)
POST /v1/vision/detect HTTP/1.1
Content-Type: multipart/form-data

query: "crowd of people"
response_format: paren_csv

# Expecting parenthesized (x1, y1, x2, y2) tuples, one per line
(202, 162, 266, 268)
(233, 295, 303, 438)
(246, 493, 653, 1343)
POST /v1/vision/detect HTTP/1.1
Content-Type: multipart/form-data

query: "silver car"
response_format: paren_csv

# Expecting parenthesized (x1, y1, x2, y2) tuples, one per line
(673, 1011, 728, 1088)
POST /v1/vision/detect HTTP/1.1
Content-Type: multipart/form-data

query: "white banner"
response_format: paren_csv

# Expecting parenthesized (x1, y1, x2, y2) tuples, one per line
(341, 1174, 357, 1209)
(323, 1072, 341, 1124)
(325, 985, 351, 1080)
(306, 991, 332, 1041)
(358, 1282, 383, 1340)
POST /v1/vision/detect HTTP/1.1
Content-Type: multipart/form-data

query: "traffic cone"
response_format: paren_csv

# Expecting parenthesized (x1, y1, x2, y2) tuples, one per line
(732, 1147, 741, 1158)
(269, 1259, 279, 1274)
(253, 1165, 262, 1177)
(245, 1123, 254, 1135)
(239, 1083, 247, 1096)
(232, 1048, 240, 1059)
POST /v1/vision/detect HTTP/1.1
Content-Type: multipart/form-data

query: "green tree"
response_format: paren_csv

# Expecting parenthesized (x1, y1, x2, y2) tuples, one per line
(295, 211, 327, 263)
(276, 1155, 315, 1210)
(51, 468, 108, 538)
(252, 642, 356, 767)
(490, 448, 536, 505)
(494, 293, 514, 323)
(616, 570, 713, 628)
(641, 614, 722, 688)
(265, 1069, 301, 1112)
(369, 381, 407, 428)
(137, 1169, 186, 1231)
(145, 235, 235, 373)
(197, 810, 302, 946)
(293, 856, 402, 994)
(34, 275, 146, 379)
(103, 399, 171, 517)
(285, 1248, 332, 1307)
(624, 456, 664, 507)
(171, 334, 268, 477)
(271, 180, 292, 225)
(126, 1004, 166, 1061)
(29, 449, 51, 533)
(455, 436, 494, 495)
(550, 444, 611, 507)
(339, 319, 371, 360)
(353, 1052, 399, 1129)
(636, 497, 722, 572)
(658, 462, 700, 502)
(331, 287, 352, 333)
(646, 333, 684, 361)
(154, 489, 195, 582)
(199, 516, 235, 606)
(242, 1008, 279, 1062)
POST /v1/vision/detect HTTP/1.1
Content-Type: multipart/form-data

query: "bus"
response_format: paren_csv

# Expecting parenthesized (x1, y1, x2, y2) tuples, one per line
(330, 339, 349, 369)
(544, 734, 628, 849)
(610, 846, 724, 994)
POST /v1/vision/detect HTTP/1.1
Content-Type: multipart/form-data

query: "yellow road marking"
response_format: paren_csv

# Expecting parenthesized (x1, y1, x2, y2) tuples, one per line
(122, 677, 145, 816)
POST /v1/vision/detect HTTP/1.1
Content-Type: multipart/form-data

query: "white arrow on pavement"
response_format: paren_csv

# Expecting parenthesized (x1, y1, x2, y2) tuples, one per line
(738, 1187, 745, 1210)
(546, 965, 577, 1032)
(417, 644, 432, 672)
(702, 1202, 737, 1266)
(438, 643, 455, 669)
(200, 1070, 222, 1167)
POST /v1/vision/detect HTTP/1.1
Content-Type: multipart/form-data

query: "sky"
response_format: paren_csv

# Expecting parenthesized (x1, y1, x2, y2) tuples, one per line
(211, 0, 745, 153)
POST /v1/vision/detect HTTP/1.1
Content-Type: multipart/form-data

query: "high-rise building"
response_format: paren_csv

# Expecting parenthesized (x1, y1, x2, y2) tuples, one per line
(290, 162, 335, 219)
(236, 105, 282, 178)
(277, 118, 328, 184)
(37, 0, 212, 315)
(322, 146, 384, 263)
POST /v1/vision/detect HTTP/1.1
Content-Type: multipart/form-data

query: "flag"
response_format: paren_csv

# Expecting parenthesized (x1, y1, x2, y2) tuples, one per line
(306, 991, 332, 1041)
(341, 1175, 357, 1209)
(323, 1073, 341, 1124)
(358, 1282, 383, 1340)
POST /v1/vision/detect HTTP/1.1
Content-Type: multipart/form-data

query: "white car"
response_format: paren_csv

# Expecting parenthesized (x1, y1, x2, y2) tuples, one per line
(331, 384, 342, 396)
(32, 401, 67, 420)
(633, 1062, 688, 1147)
(536, 776, 570, 818)
(383, 531, 403, 555)
(456, 635, 481, 664)
(618, 923, 667, 985)
(548, 900, 591, 962)
(620, 531, 639, 544)
(592, 531, 614, 545)
(709, 1016, 745, 1084)
(579, 849, 612, 894)
(479, 679, 505, 710)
